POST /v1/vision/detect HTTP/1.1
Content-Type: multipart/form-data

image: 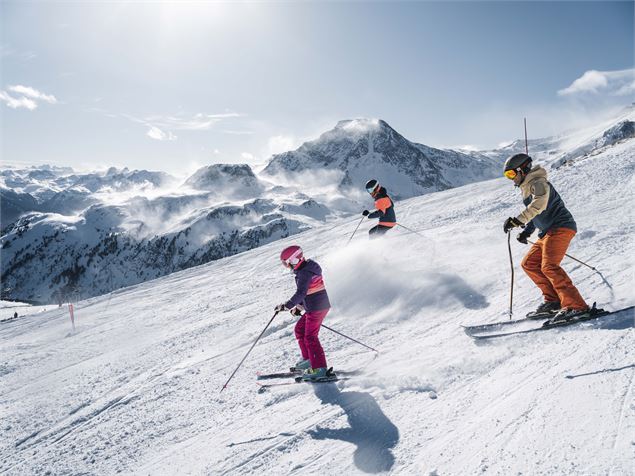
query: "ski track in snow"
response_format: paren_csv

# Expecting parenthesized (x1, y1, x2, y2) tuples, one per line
(1, 140, 634, 475)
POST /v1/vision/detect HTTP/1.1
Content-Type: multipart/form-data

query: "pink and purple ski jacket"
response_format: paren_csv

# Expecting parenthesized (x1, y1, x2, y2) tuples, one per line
(284, 259, 331, 312)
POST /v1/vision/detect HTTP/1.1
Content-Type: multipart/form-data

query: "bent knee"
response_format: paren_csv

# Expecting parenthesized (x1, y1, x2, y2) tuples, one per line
(541, 263, 563, 277)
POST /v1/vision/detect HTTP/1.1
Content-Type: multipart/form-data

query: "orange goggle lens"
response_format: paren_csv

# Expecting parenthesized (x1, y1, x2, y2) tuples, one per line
(504, 169, 517, 179)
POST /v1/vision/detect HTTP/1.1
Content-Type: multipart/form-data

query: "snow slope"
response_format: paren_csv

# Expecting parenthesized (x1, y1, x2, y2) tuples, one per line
(1, 140, 634, 475)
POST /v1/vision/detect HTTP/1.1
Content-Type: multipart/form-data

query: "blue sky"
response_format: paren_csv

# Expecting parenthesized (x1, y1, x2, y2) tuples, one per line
(1, 1, 633, 175)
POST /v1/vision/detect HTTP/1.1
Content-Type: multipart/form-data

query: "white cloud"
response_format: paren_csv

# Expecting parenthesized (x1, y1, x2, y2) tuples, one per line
(120, 111, 244, 141)
(0, 91, 37, 110)
(267, 135, 298, 155)
(241, 152, 255, 161)
(8, 85, 57, 103)
(147, 126, 177, 141)
(0, 85, 57, 110)
(558, 68, 635, 96)
(147, 112, 243, 131)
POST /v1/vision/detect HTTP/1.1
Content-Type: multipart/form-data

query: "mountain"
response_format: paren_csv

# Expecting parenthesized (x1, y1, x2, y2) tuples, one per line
(263, 118, 501, 200)
(2, 131, 633, 475)
(1, 120, 498, 304)
(478, 105, 635, 168)
(0, 189, 40, 231)
(184, 163, 264, 199)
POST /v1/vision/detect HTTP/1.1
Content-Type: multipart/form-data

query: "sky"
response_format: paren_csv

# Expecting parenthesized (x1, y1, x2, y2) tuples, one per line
(1, 1, 633, 175)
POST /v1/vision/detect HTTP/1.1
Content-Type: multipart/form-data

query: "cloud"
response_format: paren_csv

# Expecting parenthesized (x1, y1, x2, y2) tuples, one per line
(558, 68, 635, 96)
(8, 85, 58, 103)
(147, 126, 177, 141)
(0, 91, 37, 110)
(0, 85, 58, 110)
(267, 135, 299, 155)
(120, 111, 244, 142)
(146, 112, 243, 131)
(241, 152, 255, 161)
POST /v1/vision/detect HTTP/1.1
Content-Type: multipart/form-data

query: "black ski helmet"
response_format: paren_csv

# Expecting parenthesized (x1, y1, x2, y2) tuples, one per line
(365, 179, 380, 195)
(504, 153, 532, 176)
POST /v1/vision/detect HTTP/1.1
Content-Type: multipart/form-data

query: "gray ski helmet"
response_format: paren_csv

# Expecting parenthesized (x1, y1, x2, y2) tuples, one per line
(365, 179, 380, 194)
(504, 153, 532, 176)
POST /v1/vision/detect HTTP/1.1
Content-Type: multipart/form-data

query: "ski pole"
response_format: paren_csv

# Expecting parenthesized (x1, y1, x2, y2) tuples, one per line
(221, 311, 279, 392)
(507, 231, 514, 319)
(346, 216, 365, 245)
(396, 223, 425, 238)
(320, 323, 379, 353)
(526, 239, 598, 272)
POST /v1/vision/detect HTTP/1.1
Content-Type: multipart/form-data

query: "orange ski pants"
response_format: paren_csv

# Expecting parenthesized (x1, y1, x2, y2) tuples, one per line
(520, 227, 588, 310)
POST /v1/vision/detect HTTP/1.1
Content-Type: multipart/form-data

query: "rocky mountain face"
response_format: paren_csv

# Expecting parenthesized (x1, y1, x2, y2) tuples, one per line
(0, 164, 328, 303)
(263, 119, 501, 200)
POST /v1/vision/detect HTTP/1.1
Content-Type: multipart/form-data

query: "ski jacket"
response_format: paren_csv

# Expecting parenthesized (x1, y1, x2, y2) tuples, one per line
(285, 259, 331, 312)
(367, 187, 396, 227)
(516, 166, 576, 238)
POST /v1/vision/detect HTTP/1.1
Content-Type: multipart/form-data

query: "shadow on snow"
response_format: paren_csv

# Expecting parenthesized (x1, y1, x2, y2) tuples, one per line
(309, 384, 399, 474)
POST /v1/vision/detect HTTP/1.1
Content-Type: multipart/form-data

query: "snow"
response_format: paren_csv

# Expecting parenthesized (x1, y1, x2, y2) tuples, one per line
(1, 133, 634, 474)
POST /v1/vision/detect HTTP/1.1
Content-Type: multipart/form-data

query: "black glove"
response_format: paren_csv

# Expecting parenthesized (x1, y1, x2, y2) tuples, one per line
(290, 307, 303, 317)
(274, 303, 287, 313)
(503, 217, 523, 233)
(517, 230, 531, 244)
(362, 210, 370, 217)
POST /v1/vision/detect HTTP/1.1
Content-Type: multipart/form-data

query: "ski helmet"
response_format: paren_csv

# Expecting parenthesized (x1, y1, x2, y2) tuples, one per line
(365, 179, 380, 195)
(280, 245, 304, 269)
(503, 153, 532, 179)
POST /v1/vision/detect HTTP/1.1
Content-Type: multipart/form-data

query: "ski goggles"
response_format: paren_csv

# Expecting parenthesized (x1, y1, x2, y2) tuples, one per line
(504, 169, 518, 180)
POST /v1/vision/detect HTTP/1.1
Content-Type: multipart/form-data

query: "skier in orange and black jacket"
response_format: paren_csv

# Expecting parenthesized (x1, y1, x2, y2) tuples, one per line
(362, 179, 396, 237)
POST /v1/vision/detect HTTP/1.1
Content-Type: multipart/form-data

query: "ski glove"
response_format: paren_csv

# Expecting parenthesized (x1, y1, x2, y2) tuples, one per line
(517, 230, 531, 244)
(290, 307, 303, 317)
(274, 304, 288, 313)
(362, 210, 370, 217)
(503, 217, 523, 233)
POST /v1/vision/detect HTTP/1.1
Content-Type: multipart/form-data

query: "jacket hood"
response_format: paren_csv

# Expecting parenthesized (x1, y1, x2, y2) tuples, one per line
(526, 165, 547, 181)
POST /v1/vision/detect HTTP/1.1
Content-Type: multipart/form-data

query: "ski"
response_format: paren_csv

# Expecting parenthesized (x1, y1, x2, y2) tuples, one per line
(257, 376, 344, 393)
(467, 305, 633, 340)
(463, 311, 557, 335)
(0, 317, 19, 324)
(257, 367, 361, 381)
(256, 369, 303, 380)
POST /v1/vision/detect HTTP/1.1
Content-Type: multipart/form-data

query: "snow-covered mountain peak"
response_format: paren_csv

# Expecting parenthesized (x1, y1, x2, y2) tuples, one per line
(334, 118, 383, 134)
(184, 163, 264, 198)
(263, 118, 500, 200)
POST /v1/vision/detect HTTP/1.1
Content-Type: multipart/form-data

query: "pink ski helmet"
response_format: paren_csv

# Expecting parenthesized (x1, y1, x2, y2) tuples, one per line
(280, 245, 304, 269)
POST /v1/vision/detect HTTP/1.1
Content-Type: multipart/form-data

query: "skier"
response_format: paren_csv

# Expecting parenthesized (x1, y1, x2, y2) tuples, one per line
(274, 245, 334, 381)
(502, 153, 589, 321)
(362, 179, 396, 237)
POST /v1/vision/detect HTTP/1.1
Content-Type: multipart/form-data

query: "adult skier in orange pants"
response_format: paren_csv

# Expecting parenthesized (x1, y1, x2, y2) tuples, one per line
(502, 153, 589, 322)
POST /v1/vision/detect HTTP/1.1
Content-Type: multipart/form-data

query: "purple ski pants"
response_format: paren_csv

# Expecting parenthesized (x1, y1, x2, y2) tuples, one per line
(294, 309, 329, 369)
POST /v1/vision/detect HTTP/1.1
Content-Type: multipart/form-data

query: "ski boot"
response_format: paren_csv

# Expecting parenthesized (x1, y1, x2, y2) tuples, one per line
(300, 367, 337, 382)
(291, 358, 311, 372)
(550, 307, 591, 324)
(527, 301, 561, 319)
